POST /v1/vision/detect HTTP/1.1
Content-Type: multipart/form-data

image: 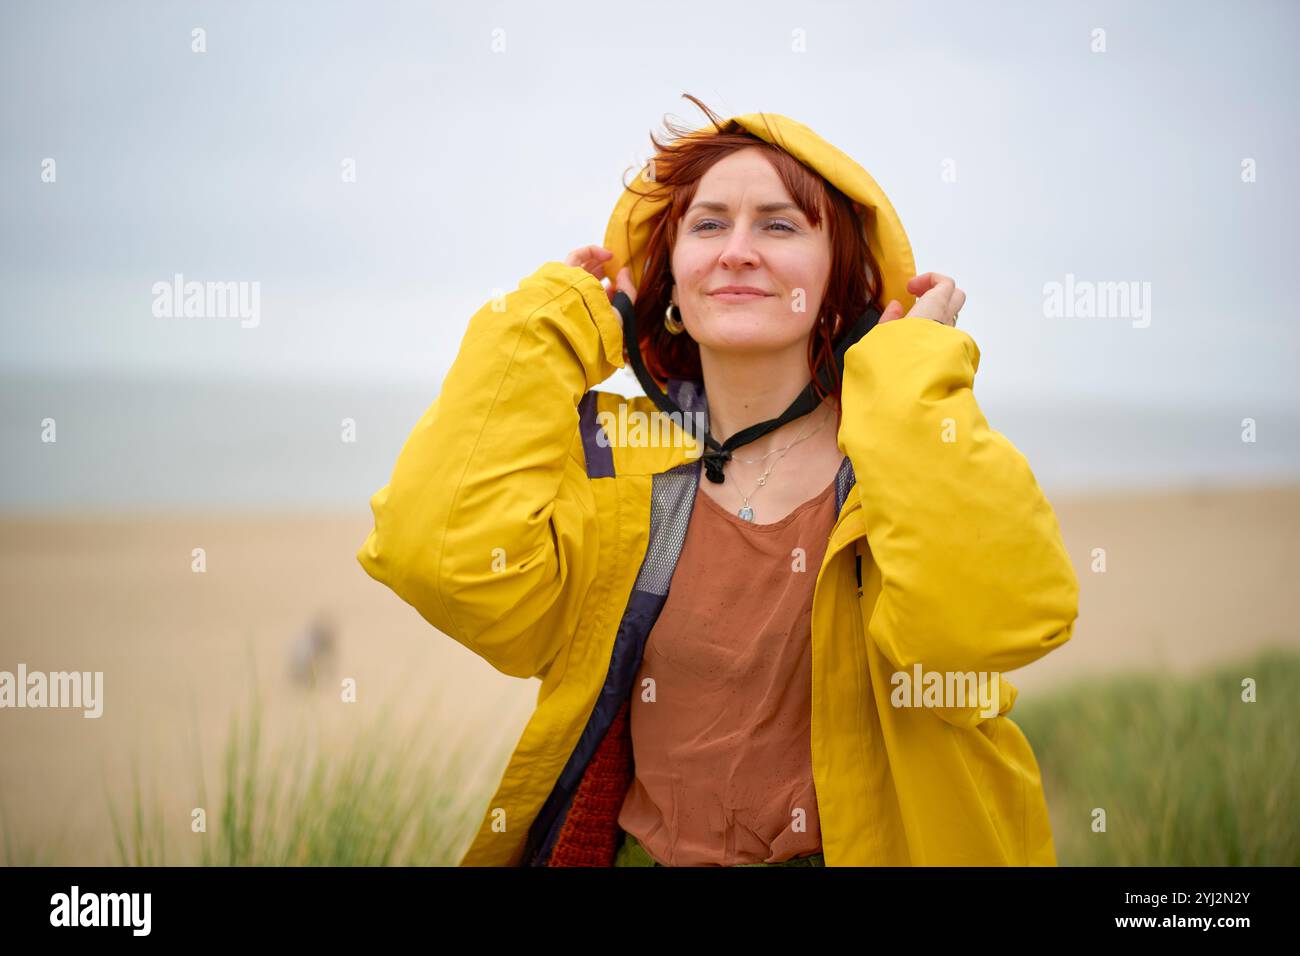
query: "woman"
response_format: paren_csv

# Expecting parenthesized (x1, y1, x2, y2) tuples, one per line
(356, 96, 1080, 867)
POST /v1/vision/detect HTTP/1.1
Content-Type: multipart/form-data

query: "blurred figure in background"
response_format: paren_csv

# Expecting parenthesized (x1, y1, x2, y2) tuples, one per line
(287, 611, 336, 689)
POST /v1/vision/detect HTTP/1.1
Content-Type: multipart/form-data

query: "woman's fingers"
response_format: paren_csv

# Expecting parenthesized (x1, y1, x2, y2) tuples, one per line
(904, 272, 962, 325)
(562, 247, 634, 306)
(907, 272, 940, 296)
(909, 285, 953, 324)
(609, 266, 636, 305)
(878, 299, 905, 324)
(563, 245, 613, 281)
(949, 288, 966, 323)
(563, 244, 608, 267)
(922, 274, 957, 306)
(601, 265, 636, 305)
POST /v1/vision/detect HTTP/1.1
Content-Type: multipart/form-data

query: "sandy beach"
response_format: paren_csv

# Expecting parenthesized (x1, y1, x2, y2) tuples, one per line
(1, 481, 1297, 864)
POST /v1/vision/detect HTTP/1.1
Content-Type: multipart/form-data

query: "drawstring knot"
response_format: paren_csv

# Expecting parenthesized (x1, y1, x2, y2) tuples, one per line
(701, 447, 731, 484)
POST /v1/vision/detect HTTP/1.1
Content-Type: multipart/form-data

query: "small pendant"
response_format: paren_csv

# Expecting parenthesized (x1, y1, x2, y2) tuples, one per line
(738, 505, 754, 522)
(756, 475, 766, 486)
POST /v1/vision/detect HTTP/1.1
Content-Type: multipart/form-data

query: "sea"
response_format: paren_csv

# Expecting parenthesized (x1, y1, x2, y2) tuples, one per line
(2, 369, 1297, 514)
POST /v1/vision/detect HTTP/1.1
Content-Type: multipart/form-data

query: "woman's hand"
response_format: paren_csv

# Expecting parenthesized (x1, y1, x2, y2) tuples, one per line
(564, 245, 636, 304)
(879, 272, 965, 327)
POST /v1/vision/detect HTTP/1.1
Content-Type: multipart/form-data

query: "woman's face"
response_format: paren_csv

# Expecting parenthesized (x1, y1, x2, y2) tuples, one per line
(670, 147, 832, 357)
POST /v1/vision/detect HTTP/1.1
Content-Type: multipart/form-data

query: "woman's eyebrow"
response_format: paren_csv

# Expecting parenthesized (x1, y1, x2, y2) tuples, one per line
(685, 200, 802, 216)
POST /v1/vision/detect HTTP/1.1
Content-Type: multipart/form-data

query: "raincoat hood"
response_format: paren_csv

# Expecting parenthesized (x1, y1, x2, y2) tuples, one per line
(602, 111, 919, 319)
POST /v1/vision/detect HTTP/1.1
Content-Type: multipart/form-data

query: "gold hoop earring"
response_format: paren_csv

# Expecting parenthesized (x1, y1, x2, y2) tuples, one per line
(664, 301, 685, 335)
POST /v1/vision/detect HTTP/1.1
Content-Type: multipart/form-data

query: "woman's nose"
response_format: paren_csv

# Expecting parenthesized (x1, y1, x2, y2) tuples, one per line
(717, 231, 759, 270)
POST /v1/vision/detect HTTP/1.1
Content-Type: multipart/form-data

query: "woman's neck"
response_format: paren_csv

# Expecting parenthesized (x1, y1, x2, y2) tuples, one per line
(698, 344, 834, 459)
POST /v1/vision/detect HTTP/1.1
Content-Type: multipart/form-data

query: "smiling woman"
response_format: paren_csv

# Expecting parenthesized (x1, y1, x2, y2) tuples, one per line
(356, 93, 1079, 867)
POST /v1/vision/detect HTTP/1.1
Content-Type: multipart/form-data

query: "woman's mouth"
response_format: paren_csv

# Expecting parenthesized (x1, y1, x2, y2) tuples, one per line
(709, 287, 773, 304)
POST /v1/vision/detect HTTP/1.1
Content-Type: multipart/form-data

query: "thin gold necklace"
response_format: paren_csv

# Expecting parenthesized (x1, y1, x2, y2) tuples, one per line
(732, 406, 831, 464)
(726, 406, 832, 522)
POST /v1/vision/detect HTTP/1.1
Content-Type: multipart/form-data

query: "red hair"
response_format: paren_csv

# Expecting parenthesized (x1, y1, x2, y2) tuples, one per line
(617, 94, 884, 413)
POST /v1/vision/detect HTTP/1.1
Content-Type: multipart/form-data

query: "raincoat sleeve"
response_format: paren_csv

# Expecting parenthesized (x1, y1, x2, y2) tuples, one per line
(839, 316, 1079, 706)
(355, 261, 625, 680)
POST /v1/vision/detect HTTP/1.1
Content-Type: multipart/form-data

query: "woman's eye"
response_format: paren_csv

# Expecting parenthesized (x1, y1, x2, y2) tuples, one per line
(689, 219, 797, 233)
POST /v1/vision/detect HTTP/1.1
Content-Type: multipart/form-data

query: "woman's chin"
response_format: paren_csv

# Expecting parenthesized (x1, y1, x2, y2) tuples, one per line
(695, 331, 808, 356)
(687, 304, 809, 351)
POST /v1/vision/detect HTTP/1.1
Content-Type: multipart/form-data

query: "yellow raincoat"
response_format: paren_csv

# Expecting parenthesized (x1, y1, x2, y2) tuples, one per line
(356, 112, 1080, 866)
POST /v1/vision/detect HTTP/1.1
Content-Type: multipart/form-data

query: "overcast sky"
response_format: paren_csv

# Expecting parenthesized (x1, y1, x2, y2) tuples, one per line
(3, 0, 1297, 410)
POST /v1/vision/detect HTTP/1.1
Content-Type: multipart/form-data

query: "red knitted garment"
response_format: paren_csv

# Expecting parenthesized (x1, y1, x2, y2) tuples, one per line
(546, 695, 635, 866)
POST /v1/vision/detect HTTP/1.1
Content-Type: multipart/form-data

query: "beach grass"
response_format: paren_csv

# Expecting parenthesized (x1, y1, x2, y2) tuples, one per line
(1013, 648, 1299, 866)
(5, 650, 1296, 866)
(95, 686, 504, 867)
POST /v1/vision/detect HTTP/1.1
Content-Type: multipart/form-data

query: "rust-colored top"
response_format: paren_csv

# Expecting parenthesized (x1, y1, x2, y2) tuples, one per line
(615, 467, 841, 865)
